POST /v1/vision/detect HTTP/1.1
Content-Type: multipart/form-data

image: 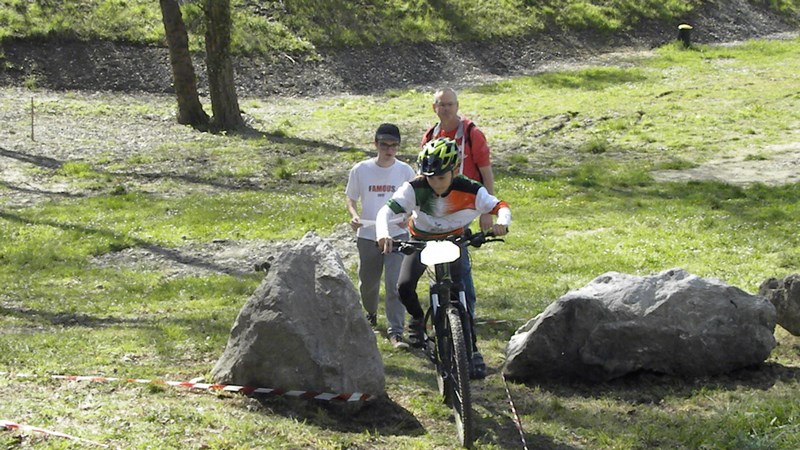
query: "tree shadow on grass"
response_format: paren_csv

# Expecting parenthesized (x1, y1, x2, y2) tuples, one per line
(111, 170, 267, 192)
(235, 126, 358, 153)
(0, 147, 84, 200)
(0, 145, 262, 193)
(0, 146, 64, 169)
(107, 126, 338, 191)
(0, 210, 255, 276)
(0, 304, 234, 348)
(0, 304, 152, 328)
(1, 134, 359, 194)
(0, 180, 85, 198)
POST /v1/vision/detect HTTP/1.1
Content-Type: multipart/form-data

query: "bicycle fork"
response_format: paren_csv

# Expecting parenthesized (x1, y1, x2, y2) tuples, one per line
(428, 283, 474, 373)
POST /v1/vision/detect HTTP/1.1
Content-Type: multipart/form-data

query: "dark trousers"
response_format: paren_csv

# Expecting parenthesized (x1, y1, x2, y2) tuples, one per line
(397, 250, 467, 320)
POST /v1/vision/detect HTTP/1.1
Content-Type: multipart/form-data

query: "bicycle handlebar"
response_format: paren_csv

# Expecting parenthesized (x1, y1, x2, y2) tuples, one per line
(462, 228, 505, 248)
(392, 229, 505, 255)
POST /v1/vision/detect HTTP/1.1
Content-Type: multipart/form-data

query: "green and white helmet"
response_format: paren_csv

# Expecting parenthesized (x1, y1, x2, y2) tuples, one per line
(418, 137, 460, 176)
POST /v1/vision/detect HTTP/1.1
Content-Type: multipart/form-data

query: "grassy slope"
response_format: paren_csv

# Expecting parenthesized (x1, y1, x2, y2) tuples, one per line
(3, 0, 798, 54)
(1, 36, 799, 448)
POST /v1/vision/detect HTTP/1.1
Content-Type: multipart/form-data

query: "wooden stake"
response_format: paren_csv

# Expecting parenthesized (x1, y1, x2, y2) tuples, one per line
(30, 96, 35, 141)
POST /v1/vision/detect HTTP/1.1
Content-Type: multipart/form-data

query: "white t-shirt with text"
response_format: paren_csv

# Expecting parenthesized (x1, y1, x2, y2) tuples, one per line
(345, 158, 416, 241)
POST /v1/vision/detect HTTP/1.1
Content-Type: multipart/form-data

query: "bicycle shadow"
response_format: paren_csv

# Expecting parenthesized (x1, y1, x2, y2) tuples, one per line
(393, 341, 579, 448)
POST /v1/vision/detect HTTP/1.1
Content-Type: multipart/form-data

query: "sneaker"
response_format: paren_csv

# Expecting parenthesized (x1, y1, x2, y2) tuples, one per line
(389, 334, 410, 350)
(470, 351, 487, 380)
(366, 313, 377, 329)
(407, 316, 425, 348)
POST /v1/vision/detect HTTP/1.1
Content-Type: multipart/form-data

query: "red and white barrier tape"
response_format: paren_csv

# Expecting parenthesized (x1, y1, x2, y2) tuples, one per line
(502, 373, 529, 450)
(0, 372, 376, 402)
(1, 419, 108, 447)
(4, 371, 527, 447)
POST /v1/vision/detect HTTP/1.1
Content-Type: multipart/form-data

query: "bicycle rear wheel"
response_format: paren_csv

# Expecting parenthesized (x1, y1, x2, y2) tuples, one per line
(445, 305, 474, 448)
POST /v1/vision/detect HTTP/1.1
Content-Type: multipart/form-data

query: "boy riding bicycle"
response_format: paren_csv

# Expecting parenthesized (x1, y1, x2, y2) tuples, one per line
(376, 137, 511, 379)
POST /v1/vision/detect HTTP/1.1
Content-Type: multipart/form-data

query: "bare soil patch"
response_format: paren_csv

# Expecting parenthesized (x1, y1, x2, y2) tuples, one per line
(88, 225, 359, 279)
(652, 141, 800, 186)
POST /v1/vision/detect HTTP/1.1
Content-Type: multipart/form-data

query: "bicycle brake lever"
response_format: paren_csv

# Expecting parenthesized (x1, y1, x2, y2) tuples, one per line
(469, 234, 486, 248)
(400, 245, 417, 255)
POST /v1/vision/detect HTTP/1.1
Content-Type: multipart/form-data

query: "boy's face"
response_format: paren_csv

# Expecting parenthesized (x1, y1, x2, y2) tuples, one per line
(375, 139, 399, 156)
(427, 170, 454, 196)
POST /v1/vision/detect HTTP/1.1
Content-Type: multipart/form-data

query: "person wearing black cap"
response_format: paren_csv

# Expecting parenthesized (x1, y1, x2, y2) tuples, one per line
(345, 123, 416, 349)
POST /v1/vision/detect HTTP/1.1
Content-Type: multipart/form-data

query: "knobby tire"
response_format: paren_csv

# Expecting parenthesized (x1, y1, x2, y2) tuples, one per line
(428, 307, 450, 402)
(445, 305, 474, 448)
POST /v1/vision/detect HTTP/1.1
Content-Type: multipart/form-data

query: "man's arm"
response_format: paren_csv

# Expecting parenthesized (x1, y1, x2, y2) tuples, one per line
(477, 165, 494, 230)
(479, 165, 494, 195)
(468, 125, 495, 230)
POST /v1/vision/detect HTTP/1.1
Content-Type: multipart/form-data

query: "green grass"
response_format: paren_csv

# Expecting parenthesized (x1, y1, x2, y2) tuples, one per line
(2, 37, 800, 448)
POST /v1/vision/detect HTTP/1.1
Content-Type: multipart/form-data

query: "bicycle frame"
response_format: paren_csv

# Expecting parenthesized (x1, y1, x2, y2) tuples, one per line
(420, 240, 472, 384)
(421, 239, 472, 346)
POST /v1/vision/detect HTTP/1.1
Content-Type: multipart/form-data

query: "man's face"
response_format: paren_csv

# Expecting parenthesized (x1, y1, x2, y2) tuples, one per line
(433, 92, 458, 122)
(426, 171, 454, 195)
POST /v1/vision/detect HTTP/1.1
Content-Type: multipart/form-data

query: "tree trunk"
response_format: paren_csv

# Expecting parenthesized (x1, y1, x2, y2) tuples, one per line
(204, 0, 244, 132)
(159, 0, 209, 131)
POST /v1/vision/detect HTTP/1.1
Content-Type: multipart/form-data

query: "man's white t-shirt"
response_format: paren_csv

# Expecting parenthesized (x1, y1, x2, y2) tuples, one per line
(346, 158, 416, 241)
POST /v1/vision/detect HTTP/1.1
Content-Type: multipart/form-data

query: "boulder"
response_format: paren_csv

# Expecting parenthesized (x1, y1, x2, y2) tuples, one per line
(759, 274, 800, 336)
(504, 268, 776, 382)
(211, 232, 385, 398)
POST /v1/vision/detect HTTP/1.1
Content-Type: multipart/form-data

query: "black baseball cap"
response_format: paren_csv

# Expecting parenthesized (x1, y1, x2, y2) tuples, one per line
(375, 123, 401, 142)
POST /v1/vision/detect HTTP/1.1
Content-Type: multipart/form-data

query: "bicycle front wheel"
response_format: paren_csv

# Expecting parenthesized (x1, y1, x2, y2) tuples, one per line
(427, 307, 450, 402)
(445, 305, 474, 448)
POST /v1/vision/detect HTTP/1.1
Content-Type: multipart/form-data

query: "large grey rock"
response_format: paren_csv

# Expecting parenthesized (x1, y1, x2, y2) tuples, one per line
(211, 232, 385, 398)
(759, 274, 800, 336)
(504, 269, 776, 382)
